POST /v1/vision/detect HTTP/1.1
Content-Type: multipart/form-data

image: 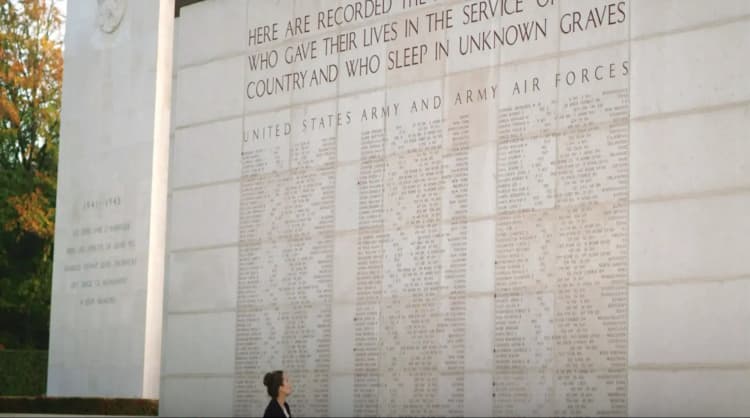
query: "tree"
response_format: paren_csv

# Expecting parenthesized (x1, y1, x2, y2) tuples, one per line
(0, 0, 63, 349)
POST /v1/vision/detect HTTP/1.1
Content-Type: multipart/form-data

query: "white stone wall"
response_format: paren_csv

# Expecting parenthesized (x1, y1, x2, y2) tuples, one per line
(161, 0, 750, 416)
(160, 1, 245, 415)
(627, 1, 750, 415)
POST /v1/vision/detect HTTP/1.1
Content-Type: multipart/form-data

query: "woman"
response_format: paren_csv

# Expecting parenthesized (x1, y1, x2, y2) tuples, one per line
(262, 370, 292, 418)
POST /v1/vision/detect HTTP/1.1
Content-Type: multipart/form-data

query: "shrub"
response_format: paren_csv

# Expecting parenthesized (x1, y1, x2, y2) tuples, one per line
(0, 396, 158, 415)
(0, 350, 47, 395)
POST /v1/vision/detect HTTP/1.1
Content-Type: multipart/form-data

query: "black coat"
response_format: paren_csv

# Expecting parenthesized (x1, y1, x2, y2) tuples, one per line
(263, 399, 292, 418)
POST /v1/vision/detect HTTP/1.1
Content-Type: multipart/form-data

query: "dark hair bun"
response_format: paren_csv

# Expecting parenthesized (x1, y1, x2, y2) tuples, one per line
(263, 370, 284, 398)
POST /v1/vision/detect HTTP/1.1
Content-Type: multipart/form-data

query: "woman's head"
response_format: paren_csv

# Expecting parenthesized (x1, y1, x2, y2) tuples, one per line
(263, 370, 292, 399)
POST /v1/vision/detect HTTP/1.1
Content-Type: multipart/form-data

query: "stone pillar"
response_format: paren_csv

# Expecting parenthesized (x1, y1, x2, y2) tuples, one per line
(47, 0, 174, 398)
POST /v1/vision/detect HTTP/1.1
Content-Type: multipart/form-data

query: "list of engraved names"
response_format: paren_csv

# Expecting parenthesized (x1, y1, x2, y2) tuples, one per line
(235, 63, 628, 417)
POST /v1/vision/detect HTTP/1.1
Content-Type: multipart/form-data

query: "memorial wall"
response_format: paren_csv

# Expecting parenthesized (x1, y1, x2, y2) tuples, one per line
(160, 0, 750, 416)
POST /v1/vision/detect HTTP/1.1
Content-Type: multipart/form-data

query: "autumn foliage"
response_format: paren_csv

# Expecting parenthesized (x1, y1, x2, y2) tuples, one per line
(0, 0, 62, 348)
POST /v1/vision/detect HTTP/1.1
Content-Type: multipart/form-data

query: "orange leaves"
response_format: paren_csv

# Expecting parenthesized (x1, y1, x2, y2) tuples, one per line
(0, 0, 61, 236)
(4, 185, 55, 241)
(23, 0, 44, 22)
(0, 0, 63, 169)
(0, 93, 20, 125)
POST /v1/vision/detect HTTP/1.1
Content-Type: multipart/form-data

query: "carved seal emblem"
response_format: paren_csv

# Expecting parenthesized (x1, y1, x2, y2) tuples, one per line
(97, 0, 127, 33)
